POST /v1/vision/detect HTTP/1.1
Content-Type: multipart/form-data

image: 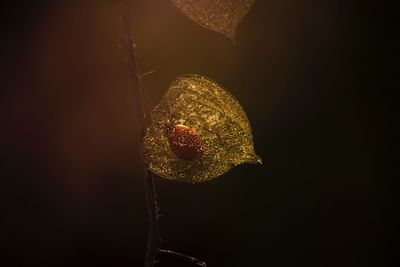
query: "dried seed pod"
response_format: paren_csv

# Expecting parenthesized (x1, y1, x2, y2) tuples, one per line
(144, 74, 261, 183)
(170, 0, 255, 40)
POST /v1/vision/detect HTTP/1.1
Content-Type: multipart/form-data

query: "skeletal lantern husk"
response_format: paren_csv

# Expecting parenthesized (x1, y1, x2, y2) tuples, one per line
(170, 0, 255, 40)
(143, 74, 261, 183)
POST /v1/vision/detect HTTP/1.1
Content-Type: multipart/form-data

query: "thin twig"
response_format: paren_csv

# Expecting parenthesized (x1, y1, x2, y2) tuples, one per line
(158, 249, 207, 267)
(120, 1, 160, 266)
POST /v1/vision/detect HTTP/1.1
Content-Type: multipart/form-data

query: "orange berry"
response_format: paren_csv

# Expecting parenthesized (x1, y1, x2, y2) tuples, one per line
(168, 125, 203, 160)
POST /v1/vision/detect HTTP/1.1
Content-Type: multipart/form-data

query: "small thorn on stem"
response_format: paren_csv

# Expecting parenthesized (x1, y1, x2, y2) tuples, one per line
(140, 69, 158, 80)
(158, 249, 207, 267)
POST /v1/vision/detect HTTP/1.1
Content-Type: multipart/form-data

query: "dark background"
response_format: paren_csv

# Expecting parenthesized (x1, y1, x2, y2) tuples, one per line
(0, 1, 395, 266)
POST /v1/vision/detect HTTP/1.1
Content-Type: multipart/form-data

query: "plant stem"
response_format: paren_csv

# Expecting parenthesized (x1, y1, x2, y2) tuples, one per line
(120, 1, 160, 266)
(144, 170, 159, 267)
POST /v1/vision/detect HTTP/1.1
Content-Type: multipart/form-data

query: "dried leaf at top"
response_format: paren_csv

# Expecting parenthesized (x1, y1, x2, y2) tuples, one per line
(170, 0, 255, 40)
(144, 74, 261, 183)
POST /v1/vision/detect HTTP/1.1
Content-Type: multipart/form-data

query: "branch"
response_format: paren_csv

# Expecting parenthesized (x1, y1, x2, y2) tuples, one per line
(120, 1, 160, 267)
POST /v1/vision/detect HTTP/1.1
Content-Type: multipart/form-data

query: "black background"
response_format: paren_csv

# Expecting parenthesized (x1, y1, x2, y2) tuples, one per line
(0, 1, 395, 266)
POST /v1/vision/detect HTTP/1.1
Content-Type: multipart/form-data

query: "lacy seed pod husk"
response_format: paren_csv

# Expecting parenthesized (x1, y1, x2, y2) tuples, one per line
(170, 0, 255, 40)
(144, 74, 261, 183)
